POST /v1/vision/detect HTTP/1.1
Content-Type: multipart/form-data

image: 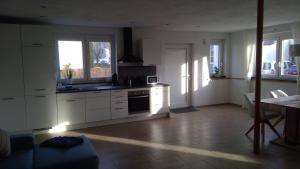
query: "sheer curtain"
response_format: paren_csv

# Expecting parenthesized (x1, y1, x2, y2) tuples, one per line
(242, 30, 256, 107)
(292, 23, 300, 94)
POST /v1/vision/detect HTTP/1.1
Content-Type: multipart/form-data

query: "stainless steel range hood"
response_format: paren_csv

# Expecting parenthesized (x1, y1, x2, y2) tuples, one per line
(118, 27, 143, 66)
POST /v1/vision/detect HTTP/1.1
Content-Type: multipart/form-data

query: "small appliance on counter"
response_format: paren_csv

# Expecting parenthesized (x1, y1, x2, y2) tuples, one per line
(112, 73, 119, 86)
(147, 75, 158, 85)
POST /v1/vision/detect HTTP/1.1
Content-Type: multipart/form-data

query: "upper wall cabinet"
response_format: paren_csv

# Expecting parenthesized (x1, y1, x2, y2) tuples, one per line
(21, 25, 55, 47)
(0, 24, 25, 97)
(138, 39, 162, 65)
(23, 47, 56, 95)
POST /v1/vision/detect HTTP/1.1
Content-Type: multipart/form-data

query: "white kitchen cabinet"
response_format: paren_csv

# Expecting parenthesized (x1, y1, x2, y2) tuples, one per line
(21, 25, 54, 47)
(57, 93, 86, 125)
(26, 94, 57, 129)
(0, 24, 24, 98)
(150, 86, 170, 114)
(111, 90, 128, 119)
(138, 39, 162, 65)
(23, 46, 56, 95)
(0, 24, 26, 132)
(86, 91, 111, 122)
(0, 97, 26, 132)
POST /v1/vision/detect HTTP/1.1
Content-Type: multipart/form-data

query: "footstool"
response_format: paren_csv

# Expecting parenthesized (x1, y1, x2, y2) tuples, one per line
(34, 136, 99, 169)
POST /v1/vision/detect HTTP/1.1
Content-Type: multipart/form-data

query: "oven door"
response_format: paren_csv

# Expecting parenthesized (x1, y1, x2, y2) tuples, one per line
(128, 95, 150, 114)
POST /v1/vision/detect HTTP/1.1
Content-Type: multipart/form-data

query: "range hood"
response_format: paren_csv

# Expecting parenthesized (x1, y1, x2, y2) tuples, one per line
(118, 27, 143, 66)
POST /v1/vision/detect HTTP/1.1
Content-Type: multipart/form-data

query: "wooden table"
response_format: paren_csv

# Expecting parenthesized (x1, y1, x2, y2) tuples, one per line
(261, 95, 300, 145)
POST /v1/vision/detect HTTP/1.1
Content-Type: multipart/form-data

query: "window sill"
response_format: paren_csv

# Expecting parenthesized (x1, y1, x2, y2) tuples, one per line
(251, 77, 297, 83)
(210, 76, 229, 80)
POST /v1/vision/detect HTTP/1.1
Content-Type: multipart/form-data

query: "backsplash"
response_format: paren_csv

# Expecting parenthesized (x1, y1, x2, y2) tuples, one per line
(118, 66, 156, 86)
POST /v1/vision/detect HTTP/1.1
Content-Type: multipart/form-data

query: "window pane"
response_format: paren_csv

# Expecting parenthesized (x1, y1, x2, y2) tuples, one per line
(89, 41, 112, 78)
(281, 39, 297, 76)
(58, 41, 84, 79)
(209, 45, 220, 74)
(262, 40, 277, 75)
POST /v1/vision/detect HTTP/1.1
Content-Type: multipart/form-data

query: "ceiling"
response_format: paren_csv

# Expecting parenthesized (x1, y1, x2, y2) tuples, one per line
(0, 0, 300, 32)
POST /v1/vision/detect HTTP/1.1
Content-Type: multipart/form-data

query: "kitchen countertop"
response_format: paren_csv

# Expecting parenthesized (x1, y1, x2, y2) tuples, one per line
(56, 83, 170, 94)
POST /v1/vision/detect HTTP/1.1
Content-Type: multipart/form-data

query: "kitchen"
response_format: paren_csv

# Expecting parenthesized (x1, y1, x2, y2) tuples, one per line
(0, 24, 170, 133)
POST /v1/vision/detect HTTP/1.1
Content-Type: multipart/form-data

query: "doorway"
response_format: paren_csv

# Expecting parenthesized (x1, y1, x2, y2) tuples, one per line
(163, 44, 192, 109)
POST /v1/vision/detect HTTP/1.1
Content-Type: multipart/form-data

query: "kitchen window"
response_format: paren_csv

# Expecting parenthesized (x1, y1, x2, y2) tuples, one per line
(57, 35, 115, 83)
(262, 33, 297, 79)
(209, 39, 224, 76)
(88, 41, 112, 78)
(58, 40, 85, 80)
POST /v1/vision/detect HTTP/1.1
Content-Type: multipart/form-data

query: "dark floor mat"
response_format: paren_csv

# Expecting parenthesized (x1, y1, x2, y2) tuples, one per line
(171, 107, 199, 114)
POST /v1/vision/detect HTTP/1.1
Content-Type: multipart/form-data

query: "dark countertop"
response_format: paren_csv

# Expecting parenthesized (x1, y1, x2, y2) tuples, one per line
(56, 83, 170, 94)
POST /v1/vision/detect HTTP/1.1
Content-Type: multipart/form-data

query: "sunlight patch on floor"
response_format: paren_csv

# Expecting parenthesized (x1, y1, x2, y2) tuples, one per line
(68, 131, 262, 164)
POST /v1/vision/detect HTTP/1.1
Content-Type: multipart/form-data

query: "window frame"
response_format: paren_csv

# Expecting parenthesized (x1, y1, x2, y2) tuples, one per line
(85, 35, 116, 83)
(56, 34, 87, 83)
(261, 37, 279, 79)
(56, 34, 116, 84)
(209, 39, 225, 76)
(262, 32, 296, 81)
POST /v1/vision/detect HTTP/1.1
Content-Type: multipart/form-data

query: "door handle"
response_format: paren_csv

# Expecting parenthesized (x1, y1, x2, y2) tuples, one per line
(2, 97, 15, 101)
(34, 88, 46, 91)
(66, 99, 77, 102)
(35, 95, 46, 98)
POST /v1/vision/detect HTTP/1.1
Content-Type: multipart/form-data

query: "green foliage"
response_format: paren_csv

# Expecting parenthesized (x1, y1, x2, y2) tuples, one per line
(214, 66, 220, 75)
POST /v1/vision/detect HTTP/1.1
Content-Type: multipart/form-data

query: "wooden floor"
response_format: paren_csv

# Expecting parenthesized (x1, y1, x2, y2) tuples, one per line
(37, 104, 300, 169)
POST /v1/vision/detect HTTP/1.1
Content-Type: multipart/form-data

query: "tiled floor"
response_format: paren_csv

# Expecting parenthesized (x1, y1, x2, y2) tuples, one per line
(37, 104, 300, 169)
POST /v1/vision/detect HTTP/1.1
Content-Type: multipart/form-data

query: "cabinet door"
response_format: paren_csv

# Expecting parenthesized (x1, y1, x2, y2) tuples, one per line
(0, 97, 26, 132)
(150, 87, 170, 114)
(86, 91, 111, 122)
(111, 101, 128, 119)
(0, 24, 24, 97)
(26, 94, 57, 129)
(140, 39, 162, 65)
(21, 25, 54, 47)
(58, 97, 85, 125)
(111, 90, 128, 119)
(23, 47, 56, 95)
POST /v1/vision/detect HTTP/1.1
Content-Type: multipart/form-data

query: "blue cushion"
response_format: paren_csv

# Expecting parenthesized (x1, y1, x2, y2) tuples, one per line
(34, 136, 99, 169)
(0, 149, 33, 169)
(10, 134, 35, 152)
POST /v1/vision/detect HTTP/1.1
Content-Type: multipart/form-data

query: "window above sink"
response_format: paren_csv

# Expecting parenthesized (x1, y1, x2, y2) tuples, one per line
(57, 34, 116, 84)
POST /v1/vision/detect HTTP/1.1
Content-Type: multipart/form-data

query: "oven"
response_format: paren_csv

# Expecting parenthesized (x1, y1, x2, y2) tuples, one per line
(128, 90, 150, 114)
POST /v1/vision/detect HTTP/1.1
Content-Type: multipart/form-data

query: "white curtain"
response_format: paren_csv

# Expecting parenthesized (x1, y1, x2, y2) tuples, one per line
(242, 31, 256, 108)
(292, 23, 300, 94)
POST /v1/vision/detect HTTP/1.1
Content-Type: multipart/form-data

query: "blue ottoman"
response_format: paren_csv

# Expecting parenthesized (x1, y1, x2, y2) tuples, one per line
(34, 136, 99, 169)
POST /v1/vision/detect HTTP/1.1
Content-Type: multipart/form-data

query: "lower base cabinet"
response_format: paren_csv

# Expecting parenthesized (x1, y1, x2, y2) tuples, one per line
(57, 93, 85, 125)
(0, 96, 26, 132)
(111, 90, 128, 119)
(111, 101, 129, 119)
(86, 91, 111, 122)
(150, 86, 170, 114)
(26, 94, 57, 129)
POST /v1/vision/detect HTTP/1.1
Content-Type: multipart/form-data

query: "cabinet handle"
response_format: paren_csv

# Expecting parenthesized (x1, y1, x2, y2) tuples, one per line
(114, 96, 123, 99)
(2, 97, 15, 101)
(115, 101, 123, 104)
(35, 95, 46, 98)
(113, 90, 123, 93)
(114, 107, 124, 110)
(66, 99, 76, 102)
(31, 43, 43, 47)
(93, 91, 102, 94)
(34, 88, 46, 91)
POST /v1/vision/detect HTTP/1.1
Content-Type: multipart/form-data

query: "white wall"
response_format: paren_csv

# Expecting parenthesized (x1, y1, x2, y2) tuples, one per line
(132, 28, 230, 106)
